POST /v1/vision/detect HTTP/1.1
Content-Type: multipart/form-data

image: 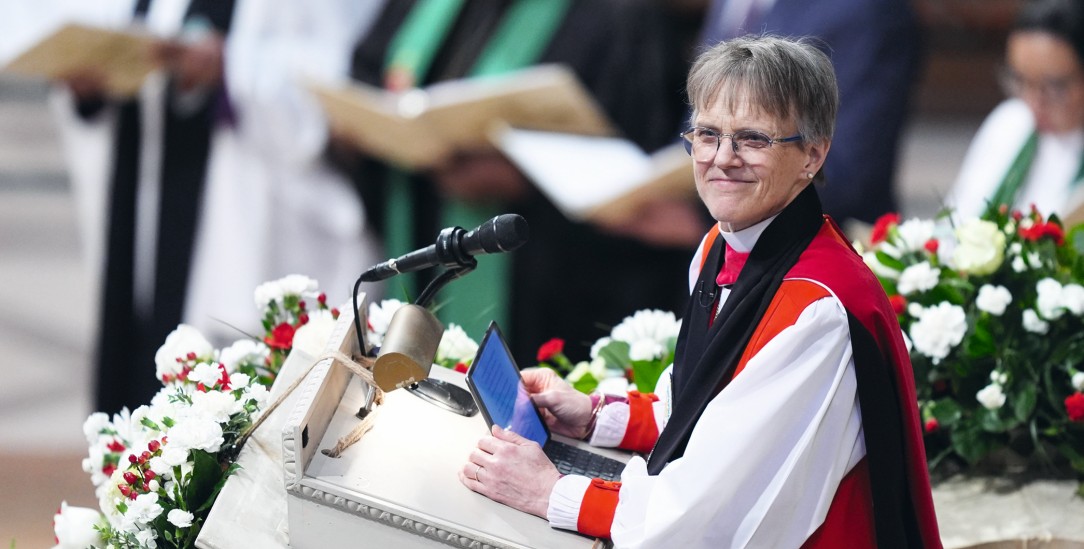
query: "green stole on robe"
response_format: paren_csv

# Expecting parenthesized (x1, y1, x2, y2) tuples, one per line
(381, 0, 570, 338)
(987, 130, 1084, 217)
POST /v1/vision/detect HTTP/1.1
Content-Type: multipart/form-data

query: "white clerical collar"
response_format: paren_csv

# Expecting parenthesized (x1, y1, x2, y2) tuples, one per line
(717, 214, 778, 253)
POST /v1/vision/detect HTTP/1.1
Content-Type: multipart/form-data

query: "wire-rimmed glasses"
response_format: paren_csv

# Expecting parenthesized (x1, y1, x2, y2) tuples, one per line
(680, 126, 803, 162)
(999, 66, 1084, 105)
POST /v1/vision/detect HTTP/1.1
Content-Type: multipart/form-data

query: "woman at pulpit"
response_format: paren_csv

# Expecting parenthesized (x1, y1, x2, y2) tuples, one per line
(460, 35, 942, 548)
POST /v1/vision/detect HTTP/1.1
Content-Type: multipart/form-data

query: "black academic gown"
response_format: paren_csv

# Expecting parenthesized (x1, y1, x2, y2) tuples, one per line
(93, 0, 237, 415)
(349, 0, 694, 363)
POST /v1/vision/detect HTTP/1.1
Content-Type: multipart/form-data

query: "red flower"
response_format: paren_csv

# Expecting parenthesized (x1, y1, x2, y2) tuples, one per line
(106, 439, 125, 453)
(924, 418, 939, 433)
(923, 238, 939, 254)
(889, 295, 907, 316)
(1019, 221, 1065, 245)
(454, 362, 469, 373)
(1066, 392, 1084, 422)
(264, 322, 296, 350)
(870, 213, 900, 244)
(536, 338, 565, 362)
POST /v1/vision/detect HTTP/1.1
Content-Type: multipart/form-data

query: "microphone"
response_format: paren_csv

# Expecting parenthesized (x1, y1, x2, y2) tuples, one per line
(359, 214, 529, 282)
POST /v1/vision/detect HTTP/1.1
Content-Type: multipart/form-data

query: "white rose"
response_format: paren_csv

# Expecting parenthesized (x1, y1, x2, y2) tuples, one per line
(908, 302, 967, 363)
(1022, 309, 1049, 334)
(167, 509, 195, 528)
(896, 218, 936, 253)
(292, 311, 338, 356)
(218, 339, 270, 373)
(975, 284, 1012, 316)
(976, 383, 1007, 410)
(897, 262, 941, 295)
(1036, 278, 1065, 320)
(437, 323, 479, 364)
(1062, 284, 1084, 315)
(953, 219, 1006, 275)
(154, 325, 214, 380)
(53, 501, 105, 549)
(1072, 371, 1084, 392)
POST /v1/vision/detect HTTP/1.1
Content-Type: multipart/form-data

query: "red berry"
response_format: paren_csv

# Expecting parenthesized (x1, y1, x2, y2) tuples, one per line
(123, 471, 138, 485)
(148, 440, 160, 452)
(144, 470, 156, 481)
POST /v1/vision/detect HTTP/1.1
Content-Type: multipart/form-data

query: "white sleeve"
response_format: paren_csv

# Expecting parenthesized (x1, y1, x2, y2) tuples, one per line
(610, 296, 865, 549)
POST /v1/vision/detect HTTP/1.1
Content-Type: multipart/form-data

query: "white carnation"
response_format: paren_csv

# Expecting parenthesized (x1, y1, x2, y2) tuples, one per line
(188, 362, 223, 387)
(597, 376, 633, 395)
(897, 262, 941, 294)
(907, 302, 924, 318)
(908, 302, 967, 363)
(278, 274, 318, 296)
(167, 416, 225, 453)
(82, 412, 111, 445)
(975, 284, 1012, 316)
(190, 390, 243, 424)
(167, 509, 194, 528)
(135, 528, 157, 546)
(366, 299, 406, 346)
(243, 383, 270, 410)
(1036, 278, 1065, 320)
(629, 339, 665, 361)
(611, 310, 681, 347)
(976, 383, 1007, 410)
(154, 325, 214, 380)
(253, 280, 283, 312)
(1063, 284, 1084, 315)
(437, 323, 479, 364)
(896, 218, 936, 253)
(1022, 309, 1049, 334)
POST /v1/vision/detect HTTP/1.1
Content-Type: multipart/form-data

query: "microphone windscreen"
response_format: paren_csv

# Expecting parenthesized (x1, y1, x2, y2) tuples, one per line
(467, 214, 529, 254)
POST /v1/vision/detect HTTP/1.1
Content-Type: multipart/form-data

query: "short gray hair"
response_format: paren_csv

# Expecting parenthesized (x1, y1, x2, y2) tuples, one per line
(687, 35, 839, 146)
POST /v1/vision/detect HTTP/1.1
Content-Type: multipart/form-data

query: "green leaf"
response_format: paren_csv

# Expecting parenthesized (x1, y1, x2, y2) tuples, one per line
(964, 322, 996, 357)
(951, 425, 997, 464)
(185, 450, 226, 514)
(570, 374, 599, 395)
(874, 250, 905, 271)
(1013, 383, 1038, 423)
(630, 360, 665, 393)
(928, 398, 963, 428)
(597, 341, 631, 371)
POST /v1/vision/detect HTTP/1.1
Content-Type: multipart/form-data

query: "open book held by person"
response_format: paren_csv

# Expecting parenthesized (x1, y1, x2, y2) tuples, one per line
(307, 64, 615, 170)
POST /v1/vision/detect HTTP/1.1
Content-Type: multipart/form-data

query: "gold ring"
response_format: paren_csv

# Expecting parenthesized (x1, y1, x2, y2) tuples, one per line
(476, 464, 483, 480)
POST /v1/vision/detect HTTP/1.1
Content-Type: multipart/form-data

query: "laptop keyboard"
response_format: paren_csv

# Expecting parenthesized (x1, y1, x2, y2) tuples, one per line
(546, 440, 625, 481)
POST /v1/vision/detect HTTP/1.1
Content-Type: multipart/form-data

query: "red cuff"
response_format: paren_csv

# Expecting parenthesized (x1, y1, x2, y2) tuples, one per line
(618, 391, 660, 453)
(577, 478, 621, 538)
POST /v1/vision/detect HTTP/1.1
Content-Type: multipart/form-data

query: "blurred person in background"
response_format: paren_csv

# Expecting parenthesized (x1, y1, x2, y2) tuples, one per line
(342, 0, 698, 362)
(699, 0, 923, 229)
(948, 0, 1084, 220)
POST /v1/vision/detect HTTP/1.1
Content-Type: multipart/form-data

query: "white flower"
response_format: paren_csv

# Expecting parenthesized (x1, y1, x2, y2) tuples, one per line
(1036, 278, 1065, 320)
(1022, 309, 1049, 334)
(53, 501, 105, 549)
(168, 415, 225, 453)
(896, 218, 936, 253)
(975, 284, 1013, 316)
(567, 358, 607, 383)
(437, 323, 479, 364)
(907, 302, 924, 318)
(908, 302, 967, 363)
(597, 376, 633, 395)
(629, 339, 665, 361)
(366, 299, 406, 346)
(155, 325, 214, 381)
(82, 413, 111, 445)
(188, 362, 224, 387)
(989, 370, 1009, 385)
(589, 337, 613, 359)
(254, 275, 318, 312)
(243, 383, 270, 410)
(611, 310, 681, 347)
(897, 262, 941, 294)
(123, 492, 164, 530)
(190, 390, 243, 424)
(863, 251, 901, 279)
(167, 509, 194, 528)
(1027, 252, 1044, 269)
(1012, 255, 1027, 272)
(136, 529, 158, 546)
(292, 310, 337, 356)
(229, 372, 252, 389)
(976, 383, 1007, 410)
(218, 339, 270, 373)
(953, 219, 1006, 275)
(1072, 371, 1084, 392)
(1063, 284, 1084, 315)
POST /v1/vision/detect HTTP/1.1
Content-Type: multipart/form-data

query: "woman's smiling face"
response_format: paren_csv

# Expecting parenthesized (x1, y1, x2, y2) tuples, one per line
(692, 93, 829, 232)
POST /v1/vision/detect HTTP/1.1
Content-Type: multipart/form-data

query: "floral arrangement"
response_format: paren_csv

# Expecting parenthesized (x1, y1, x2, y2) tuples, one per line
(864, 207, 1084, 488)
(365, 298, 479, 372)
(536, 309, 681, 394)
(52, 275, 337, 548)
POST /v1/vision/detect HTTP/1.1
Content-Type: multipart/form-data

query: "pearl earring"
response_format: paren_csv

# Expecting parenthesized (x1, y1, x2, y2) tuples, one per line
(806, 172, 814, 179)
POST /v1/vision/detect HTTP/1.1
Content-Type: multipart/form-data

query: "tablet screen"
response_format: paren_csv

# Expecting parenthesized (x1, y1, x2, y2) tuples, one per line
(466, 324, 549, 447)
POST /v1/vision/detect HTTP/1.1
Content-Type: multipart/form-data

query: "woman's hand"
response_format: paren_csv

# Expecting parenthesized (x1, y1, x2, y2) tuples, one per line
(429, 150, 530, 202)
(522, 367, 594, 439)
(460, 425, 561, 518)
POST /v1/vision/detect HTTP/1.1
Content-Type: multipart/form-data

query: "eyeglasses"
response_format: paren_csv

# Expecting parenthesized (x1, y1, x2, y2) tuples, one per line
(680, 126, 803, 162)
(999, 66, 1084, 104)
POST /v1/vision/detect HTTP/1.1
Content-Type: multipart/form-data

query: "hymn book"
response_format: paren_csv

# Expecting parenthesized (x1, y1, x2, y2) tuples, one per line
(490, 126, 696, 225)
(307, 64, 615, 170)
(2, 23, 161, 98)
